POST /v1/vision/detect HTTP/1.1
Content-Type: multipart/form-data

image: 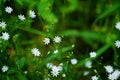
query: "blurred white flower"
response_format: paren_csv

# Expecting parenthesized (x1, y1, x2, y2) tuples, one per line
(115, 22, 120, 31)
(115, 40, 120, 48)
(71, 58, 78, 65)
(29, 10, 36, 18)
(108, 70, 120, 80)
(51, 65, 62, 77)
(43, 38, 50, 45)
(1, 32, 10, 40)
(90, 51, 97, 58)
(53, 36, 61, 43)
(2, 65, 8, 72)
(46, 63, 53, 69)
(91, 75, 98, 80)
(85, 61, 92, 68)
(5, 6, 13, 13)
(0, 21, 6, 29)
(31, 48, 41, 56)
(104, 65, 113, 73)
(18, 14, 25, 21)
(53, 50, 58, 54)
(83, 71, 89, 76)
(62, 74, 66, 77)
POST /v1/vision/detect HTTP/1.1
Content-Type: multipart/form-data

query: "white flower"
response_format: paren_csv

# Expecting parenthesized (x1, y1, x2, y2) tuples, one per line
(104, 65, 113, 73)
(62, 74, 66, 77)
(29, 10, 36, 18)
(108, 70, 120, 80)
(46, 63, 53, 69)
(115, 22, 120, 31)
(85, 61, 92, 68)
(43, 38, 50, 45)
(91, 75, 98, 80)
(1, 65, 8, 72)
(90, 51, 97, 58)
(18, 14, 25, 21)
(5, 6, 13, 13)
(31, 48, 41, 56)
(1, 32, 10, 40)
(53, 36, 61, 43)
(51, 65, 62, 77)
(115, 40, 120, 48)
(71, 58, 78, 65)
(0, 21, 6, 29)
(53, 50, 58, 54)
(83, 71, 89, 76)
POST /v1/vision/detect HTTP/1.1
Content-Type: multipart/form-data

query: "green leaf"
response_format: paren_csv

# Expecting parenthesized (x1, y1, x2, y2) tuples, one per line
(97, 4, 120, 19)
(16, 57, 26, 69)
(17, 27, 49, 36)
(37, 0, 58, 24)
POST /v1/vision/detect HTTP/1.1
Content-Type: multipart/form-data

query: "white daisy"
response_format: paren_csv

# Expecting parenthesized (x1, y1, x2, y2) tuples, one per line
(108, 70, 120, 80)
(18, 14, 26, 21)
(1, 32, 10, 40)
(104, 65, 113, 73)
(1, 65, 8, 72)
(115, 22, 120, 31)
(31, 48, 41, 56)
(51, 65, 62, 77)
(90, 51, 97, 58)
(43, 38, 50, 45)
(70, 58, 78, 65)
(5, 6, 13, 13)
(91, 75, 98, 80)
(0, 21, 6, 29)
(85, 61, 92, 68)
(53, 50, 58, 54)
(29, 10, 36, 18)
(115, 40, 120, 48)
(46, 63, 53, 69)
(53, 36, 61, 43)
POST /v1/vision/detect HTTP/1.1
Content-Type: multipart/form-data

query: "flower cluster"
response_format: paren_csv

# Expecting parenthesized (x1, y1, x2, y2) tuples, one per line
(46, 63, 63, 77)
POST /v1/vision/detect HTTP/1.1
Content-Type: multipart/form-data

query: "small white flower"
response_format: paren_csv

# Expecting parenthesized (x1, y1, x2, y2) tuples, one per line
(90, 51, 97, 58)
(91, 75, 98, 80)
(53, 36, 61, 43)
(1, 32, 10, 40)
(51, 66, 62, 77)
(108, 70, 120, 80)
(31, 48, 41, 56)
(83, 71, 89, 76)
(0, 21, 6, 29)
(104, 65, 113, 73)
(46, 63, 53, 69)
(43, 38, 50, 45)
(5, 6, 13, 13)
(62, 74, 66, 77)
(1, 65, 8, 72)
(115, 22, 120, 31)
(29, 10, 36, 18)
(115, 40, 120, 48)
(53, 50, 58, 54)
(71, 58, 78, 65)
(18, 14, 26, 21)
(85, 61, 92, 68)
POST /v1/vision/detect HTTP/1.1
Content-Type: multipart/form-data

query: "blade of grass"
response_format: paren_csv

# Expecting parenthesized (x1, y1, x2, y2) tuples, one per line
(76, 42, 113, 67)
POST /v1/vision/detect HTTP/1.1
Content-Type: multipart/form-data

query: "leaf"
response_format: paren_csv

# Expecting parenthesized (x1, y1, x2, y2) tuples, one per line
(16, 57, 26, 69)
(37, 0, 58, 24)
(17, 27, 49, 36)
(97, 4, 120, 19)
